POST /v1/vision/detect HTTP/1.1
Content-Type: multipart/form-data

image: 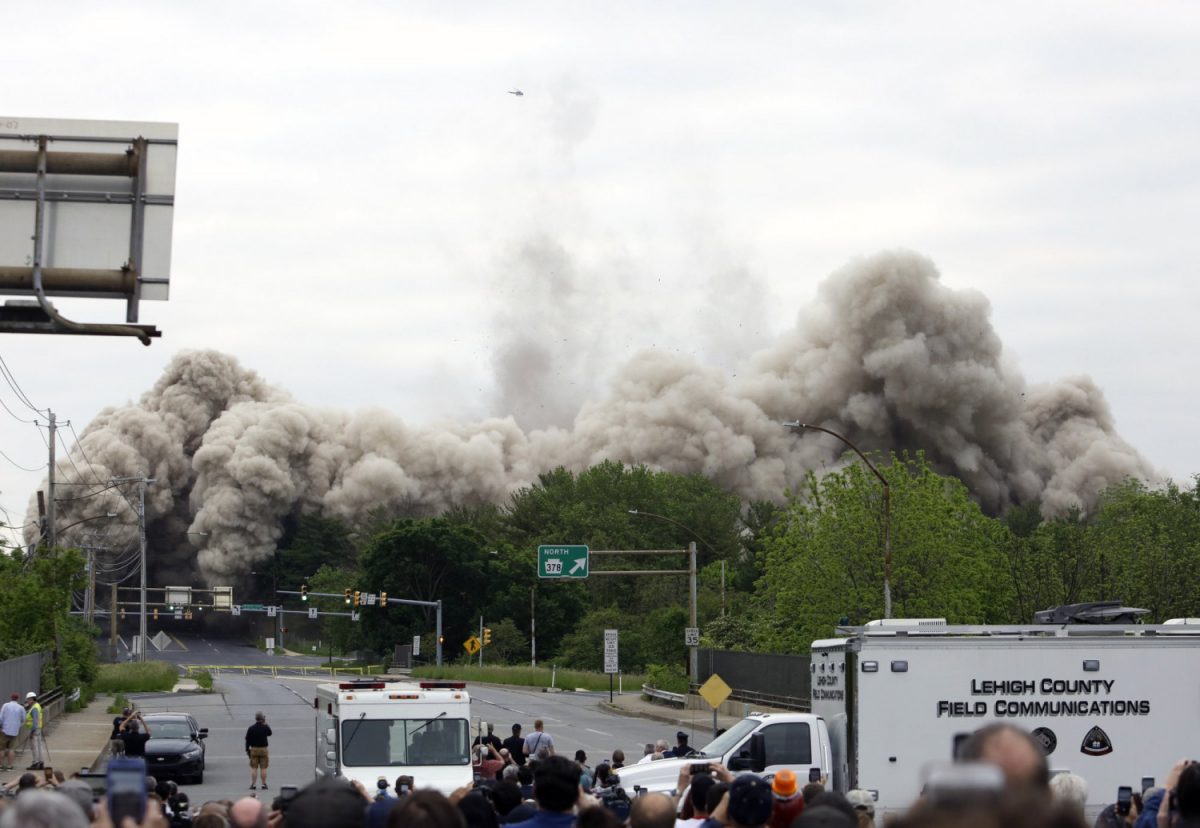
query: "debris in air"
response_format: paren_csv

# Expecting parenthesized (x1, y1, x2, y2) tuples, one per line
(508, 89, 524, 96)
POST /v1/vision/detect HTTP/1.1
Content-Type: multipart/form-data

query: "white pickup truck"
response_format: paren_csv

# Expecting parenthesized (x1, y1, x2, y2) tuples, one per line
(605, 711, 831, 793)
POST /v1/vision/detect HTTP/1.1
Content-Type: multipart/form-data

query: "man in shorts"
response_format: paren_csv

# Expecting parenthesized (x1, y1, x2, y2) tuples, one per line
(0, 693, 25, 770)
(245, 710, 272, 790)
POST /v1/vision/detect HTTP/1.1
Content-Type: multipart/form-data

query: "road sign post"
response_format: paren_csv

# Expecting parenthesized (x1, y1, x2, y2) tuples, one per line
(538, 545, 589, 579)
(604, 629, 619, 702)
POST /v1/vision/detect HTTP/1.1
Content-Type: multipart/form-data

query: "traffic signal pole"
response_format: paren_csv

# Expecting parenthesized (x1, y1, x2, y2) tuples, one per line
(278, 590, 445, 666)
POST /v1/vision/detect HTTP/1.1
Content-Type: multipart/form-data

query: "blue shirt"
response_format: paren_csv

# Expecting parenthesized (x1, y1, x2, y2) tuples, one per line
(507, 810, 577, 828)
(0, 701, 23, 737)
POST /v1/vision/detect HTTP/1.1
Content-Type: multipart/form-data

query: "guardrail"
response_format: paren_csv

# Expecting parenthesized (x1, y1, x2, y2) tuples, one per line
(687, 682, 810, 712)
(183, 664, 386, 678)
(641, 683, 686, 707)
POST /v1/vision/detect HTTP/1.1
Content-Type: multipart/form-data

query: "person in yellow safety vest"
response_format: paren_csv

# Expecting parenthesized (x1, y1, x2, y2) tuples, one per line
(23, 692, 47, 770)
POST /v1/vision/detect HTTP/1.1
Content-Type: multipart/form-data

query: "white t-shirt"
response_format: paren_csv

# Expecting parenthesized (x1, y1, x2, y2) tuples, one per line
(676, 819, 706, 828)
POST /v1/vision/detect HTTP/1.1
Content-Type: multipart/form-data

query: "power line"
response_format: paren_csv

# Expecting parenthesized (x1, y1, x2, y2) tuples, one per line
(0, 447, 44, 473)
(0, 354, 45, 414)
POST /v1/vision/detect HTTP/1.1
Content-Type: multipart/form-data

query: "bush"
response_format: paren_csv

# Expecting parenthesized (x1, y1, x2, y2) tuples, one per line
(106, 694, 130, 715)
(195, 671, 213, 691)
(92, 662, 179, 693)
(646, 663, 688, 694)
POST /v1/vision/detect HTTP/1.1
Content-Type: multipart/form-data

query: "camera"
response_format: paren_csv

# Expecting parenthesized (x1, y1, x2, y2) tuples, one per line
(596, 786, 631, 821)
(1117, 786, 1132, 816)
(809, 768, 822, 783)
(691, 763, 710, 775)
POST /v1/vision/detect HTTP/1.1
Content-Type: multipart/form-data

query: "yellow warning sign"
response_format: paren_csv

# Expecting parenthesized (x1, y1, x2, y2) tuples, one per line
(463, 635, 481, 655)
(699, 673, 732, 709)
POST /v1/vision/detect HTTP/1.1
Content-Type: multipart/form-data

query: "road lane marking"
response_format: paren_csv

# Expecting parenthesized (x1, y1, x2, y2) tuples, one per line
(169, 633, 189, 651)
(586, 728, 612, 736)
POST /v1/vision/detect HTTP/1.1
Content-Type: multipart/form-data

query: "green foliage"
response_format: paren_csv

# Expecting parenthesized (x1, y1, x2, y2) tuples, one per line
(756, 453, 1013, 652)
(645, 662, 688, 693)
(0, 545, 97, 691)
(93, 662, 178, 693)
(106, 694, 130, 715)
(358, 517, 492, 657)
(482, 618, 528, 665)
(195, 670, 214, 691)
(554, 605, 688, 672)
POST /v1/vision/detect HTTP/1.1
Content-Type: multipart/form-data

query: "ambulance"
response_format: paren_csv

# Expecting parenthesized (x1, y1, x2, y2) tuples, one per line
(314, 679, 475, 794)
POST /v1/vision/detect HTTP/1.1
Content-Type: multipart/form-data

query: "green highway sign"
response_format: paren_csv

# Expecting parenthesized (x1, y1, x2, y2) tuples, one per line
(538, 545, 589, 579)
(241, 603, 264, 611)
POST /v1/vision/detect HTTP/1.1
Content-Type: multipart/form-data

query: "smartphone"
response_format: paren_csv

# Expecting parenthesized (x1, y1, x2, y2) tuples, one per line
(280, 785, 298, 804)
(809, 768, 822, 783)
(1143, 777, 1156, 792)
(1118, 786, 1132, 816)
(691, 763, 710, 775)
(107, 757, 147, 825)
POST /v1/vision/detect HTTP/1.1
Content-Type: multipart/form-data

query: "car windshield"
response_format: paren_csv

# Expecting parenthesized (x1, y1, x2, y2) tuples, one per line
(695, 718, 760, 759)
(149, 722, 194, 740)
(341, 717, 469, 767)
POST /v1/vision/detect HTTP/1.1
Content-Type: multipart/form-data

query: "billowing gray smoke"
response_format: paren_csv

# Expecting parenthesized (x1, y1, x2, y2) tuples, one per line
(30, 250, 1159, 583)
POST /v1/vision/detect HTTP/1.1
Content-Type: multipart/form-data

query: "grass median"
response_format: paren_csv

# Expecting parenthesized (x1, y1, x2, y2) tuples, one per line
(412, 664, 648, 692)
(92, 661, 180, 694)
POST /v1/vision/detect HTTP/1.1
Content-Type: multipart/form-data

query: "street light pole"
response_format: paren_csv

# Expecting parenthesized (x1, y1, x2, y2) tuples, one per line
(784, 421, 892, 619)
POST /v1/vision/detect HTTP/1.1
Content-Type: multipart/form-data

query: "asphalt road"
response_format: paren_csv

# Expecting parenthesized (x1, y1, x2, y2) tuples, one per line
(127, 637, 682, 803)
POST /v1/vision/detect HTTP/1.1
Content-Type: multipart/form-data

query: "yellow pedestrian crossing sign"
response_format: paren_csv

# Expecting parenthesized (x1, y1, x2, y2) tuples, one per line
(464, 635, 481, 655)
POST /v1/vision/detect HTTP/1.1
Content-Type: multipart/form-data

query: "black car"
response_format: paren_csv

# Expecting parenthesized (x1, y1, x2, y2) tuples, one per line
(142, 713, 208, 784)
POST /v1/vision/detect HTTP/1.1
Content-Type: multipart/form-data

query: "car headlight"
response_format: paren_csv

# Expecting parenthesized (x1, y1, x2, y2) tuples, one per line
(183, 746, 202, 758)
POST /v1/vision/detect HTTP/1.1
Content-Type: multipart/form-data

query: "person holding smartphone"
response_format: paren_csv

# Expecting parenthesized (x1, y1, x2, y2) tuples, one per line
(245, 710, 272, 790)
(119, 712, 153, 758)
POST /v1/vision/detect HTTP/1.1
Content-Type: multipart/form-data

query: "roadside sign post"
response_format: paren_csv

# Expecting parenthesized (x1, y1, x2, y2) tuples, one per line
(412, 635, 421, 657)
(604, 629, 619, 703)
(685, 627, 700, 646)
(538, 545, 589, 579)
(699, 673, 733, 739)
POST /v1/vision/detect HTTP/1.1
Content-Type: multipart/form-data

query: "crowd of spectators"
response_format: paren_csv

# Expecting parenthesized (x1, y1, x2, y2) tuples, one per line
(1, 721, 1194, 828)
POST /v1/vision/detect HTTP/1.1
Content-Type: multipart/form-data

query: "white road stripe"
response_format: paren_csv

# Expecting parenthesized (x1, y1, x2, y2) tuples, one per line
(586, 728, 611, 736)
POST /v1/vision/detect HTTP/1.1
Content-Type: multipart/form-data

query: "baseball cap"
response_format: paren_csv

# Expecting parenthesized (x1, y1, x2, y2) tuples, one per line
(846, 789, 875, 815)
(25, 691, 36, 699)
(772, 768, 798, 797)
(729, 774, 774, 827)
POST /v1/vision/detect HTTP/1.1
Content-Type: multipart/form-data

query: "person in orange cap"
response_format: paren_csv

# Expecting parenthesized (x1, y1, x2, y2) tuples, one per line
(769, 768, 806, 828)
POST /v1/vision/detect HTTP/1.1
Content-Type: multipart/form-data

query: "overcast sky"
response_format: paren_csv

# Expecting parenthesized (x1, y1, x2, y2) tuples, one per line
(2, 1, 1199, 541)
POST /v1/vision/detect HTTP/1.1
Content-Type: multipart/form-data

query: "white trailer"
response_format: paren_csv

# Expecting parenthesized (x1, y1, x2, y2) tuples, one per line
(813, 620, 1200, 821)
(314, 679, 475, 794)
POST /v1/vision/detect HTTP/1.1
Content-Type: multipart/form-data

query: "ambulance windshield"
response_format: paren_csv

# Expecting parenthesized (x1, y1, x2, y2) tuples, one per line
(341, 717, 470, 766)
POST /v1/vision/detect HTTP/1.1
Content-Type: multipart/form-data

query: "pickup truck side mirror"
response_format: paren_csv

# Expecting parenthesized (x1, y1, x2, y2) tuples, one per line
(198, 728, 208, 740)
(728, 733, 767, 773)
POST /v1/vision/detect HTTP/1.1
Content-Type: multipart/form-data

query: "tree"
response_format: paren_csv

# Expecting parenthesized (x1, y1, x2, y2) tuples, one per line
(755, 453, 1013, 653)
(357, 518, 492, 657)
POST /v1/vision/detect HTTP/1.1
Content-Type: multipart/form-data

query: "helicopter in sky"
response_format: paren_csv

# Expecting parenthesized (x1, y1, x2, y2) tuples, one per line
(507, 88, 524, 96)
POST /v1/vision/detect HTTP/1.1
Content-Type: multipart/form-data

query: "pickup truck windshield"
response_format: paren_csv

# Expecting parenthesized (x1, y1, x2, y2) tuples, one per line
(696, 718, 760, 759)
(341, 718, 469, 767)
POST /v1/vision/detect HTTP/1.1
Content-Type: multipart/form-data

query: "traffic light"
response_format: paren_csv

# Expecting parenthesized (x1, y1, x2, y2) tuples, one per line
(379, 591, 387, 606)
(153, 608, 159, 620)
(301, 584, 309, 601)
(344, 588, 352, 604)
(282, 627, 289, 634)
(353, 591, 361, 608)
(483, 627, 493, 646)
(438, 635, 445, 644)
(119, 607, 126, 620)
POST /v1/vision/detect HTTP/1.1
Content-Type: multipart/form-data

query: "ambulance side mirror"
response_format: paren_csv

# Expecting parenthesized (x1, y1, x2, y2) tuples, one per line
(326, 728, 337, 745)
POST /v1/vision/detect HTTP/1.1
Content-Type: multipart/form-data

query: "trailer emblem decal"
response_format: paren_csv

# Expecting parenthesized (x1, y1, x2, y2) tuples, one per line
(1031, 727, 1057, 756)
(1080, 726, 1113, 756)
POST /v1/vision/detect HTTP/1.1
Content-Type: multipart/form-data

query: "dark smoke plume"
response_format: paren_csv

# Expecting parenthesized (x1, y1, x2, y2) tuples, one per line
(30, 250, 1159, 583)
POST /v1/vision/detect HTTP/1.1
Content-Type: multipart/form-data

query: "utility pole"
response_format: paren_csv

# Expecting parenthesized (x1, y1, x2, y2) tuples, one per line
(531, 586, 537, 668)
(137, 478, 148, 662)
(479, 615, 484, 667)
(110, 583, 118, 647)
(46, 411, 56, 549)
